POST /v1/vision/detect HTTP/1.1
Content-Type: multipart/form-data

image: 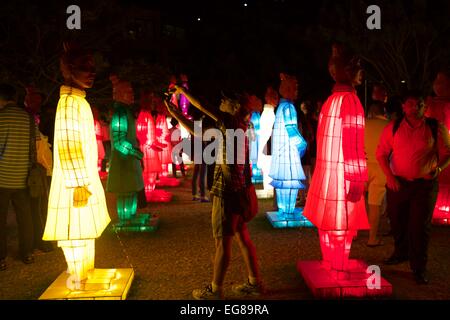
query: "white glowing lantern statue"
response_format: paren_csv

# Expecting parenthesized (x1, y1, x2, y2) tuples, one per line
(256, 104, 276, 198)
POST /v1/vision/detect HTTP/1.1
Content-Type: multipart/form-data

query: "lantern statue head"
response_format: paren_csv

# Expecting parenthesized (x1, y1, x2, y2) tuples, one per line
(433, 70, 450, 98)
(140, 90, 153, 110)
(265, 85, 279, 107)
(169, 74, 177, 87)
(328, 43, 364, 88)
(110, 74, 134, 105)
(241, 93, 263, 113)
(219, 91, 241, 115)
(372, 83, 388, 103)
(180, 74, 188, 83)
(238, 93, 262, 124)
(60, 41, 95, 89)
(279, 73, 298, 101)
(24, 85, 42, 115)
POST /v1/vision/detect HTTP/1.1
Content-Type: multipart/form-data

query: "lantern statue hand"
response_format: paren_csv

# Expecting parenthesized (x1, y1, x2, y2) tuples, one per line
(73, 186, 92, 207)
(346, 180, 364, 203)
(173, 84, 185, 95)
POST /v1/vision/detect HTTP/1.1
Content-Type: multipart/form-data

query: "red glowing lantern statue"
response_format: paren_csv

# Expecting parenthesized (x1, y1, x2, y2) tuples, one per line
(298, 44, 392, 298)
(426, 70, 450, 225)
(136, 91, 172, 202)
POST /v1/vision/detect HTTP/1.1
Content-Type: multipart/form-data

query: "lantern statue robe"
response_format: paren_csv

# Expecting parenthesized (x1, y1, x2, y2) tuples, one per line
(257, 103, 276, 197)
(303, 84, 370, 273)
(249, 111, 263, 183)
(269, 98, 307, 218)
(106, 101, 144, 224)
(43, 85, 111, 287)
(425, 73, 450, 225)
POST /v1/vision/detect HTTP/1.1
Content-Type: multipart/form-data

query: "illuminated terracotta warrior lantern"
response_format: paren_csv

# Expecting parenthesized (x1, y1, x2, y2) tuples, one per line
(426, 70, 450, 225)
(298, 44, 392, 298)
(256, 86, 278, 199)
(136, 90, 171, 202)
(106, 75, 158, 232)
(41, 43, 133, 300)
(266, 73, 311, 228)
(92, 106, 106, 176)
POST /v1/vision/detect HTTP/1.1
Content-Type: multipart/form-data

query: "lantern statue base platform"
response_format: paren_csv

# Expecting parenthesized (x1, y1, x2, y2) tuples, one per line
(266, 208, 313, 228)
(255, 188, 274, 199)
(146, 189, 172, 203)
(112, 213, 159, 232)
(432, 217, 450, 226)
(39, 268, 134, 300)
(297, 260, 392, 298)
(251, 175, 264, 184)
(157, 176, 181, 187)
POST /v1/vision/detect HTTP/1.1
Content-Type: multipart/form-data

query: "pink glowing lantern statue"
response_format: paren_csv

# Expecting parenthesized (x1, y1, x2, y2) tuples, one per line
(299, 44, 392, 298)
(426, 70, 450, 225)
(179, 74, 190, 116)
(92, 107, 106, 177)
(136, 91, 172, 202)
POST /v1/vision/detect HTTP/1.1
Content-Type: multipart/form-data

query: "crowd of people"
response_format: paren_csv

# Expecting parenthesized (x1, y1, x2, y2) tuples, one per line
(1, 40, 449, 297)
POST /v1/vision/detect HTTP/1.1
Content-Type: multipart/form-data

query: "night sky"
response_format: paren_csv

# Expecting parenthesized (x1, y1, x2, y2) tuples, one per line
(1, 0, 449, 108)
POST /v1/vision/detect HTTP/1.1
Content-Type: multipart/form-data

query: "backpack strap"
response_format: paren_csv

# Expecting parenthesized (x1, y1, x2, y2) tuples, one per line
(29, 113, 37, 166)
(392, 116, 403, 136)
(425, 117, 438, 144)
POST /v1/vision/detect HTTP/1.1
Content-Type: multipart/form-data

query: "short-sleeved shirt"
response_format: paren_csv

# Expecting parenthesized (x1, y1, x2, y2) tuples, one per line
(376, 117, 450, 180)
(210, 111, 247, 197)
(0, 104, 38, 189)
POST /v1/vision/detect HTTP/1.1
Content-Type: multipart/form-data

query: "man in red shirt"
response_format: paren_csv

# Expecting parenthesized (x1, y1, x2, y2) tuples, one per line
(376, 91, 450, 284)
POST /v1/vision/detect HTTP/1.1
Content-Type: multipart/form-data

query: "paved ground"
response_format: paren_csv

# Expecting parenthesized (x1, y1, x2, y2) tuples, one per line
(1, 169, 450, 300)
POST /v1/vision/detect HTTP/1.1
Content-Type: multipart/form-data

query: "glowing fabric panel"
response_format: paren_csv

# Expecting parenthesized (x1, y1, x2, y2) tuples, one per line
(117, 193, 137, 221)
(249, 112, 261, 164)
(111, 108, 143, 159)
(94, 119, 105, 171)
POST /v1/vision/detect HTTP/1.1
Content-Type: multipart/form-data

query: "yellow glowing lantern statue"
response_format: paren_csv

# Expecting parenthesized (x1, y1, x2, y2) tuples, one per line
(40, 43, 133, 299)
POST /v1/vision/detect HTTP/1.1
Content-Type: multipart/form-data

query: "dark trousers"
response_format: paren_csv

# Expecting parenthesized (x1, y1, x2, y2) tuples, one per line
(101, 140, 111, 172)
(0, 187, 34, 260)
(172, 153, 186, 178)
(30, 178, 53, 251)
(192, 163, 206, 197)
(386, 177, 438, 273)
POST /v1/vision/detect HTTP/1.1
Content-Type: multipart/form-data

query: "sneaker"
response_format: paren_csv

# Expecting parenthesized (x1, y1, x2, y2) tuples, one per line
(200, 197, 210, 203)
(192, 284, 222, 300)
(192, 195, 200, 201)
(232, 280, 264, 296)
